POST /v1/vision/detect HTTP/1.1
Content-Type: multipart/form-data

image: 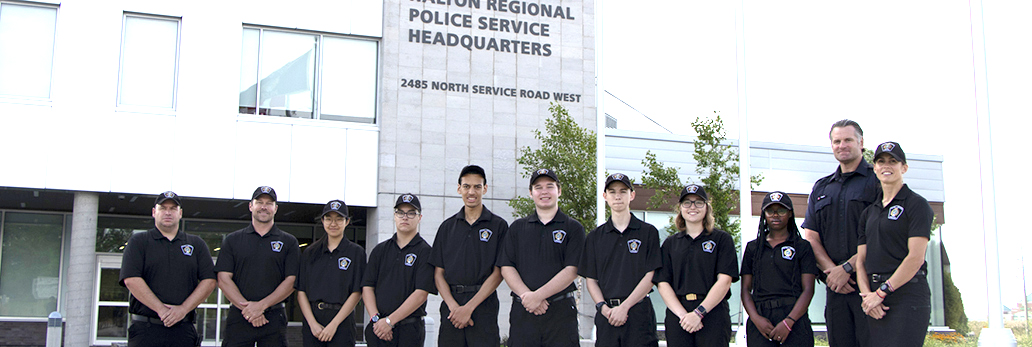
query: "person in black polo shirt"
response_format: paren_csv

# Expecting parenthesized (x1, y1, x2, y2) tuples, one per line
(214, 186, 300, 347)
(801, 119, 879, 347)
(296, 200, 366, 347)
(362, 193, 437, 347)
(655, 184, 738, 346)
(498, 168, 585, 347)
(429, 165, 509, 347)
(120, 191, 216, 347)
(741, 191, 818, 346)
(580, 173, 661, 347)
(856, 142, 933, 347)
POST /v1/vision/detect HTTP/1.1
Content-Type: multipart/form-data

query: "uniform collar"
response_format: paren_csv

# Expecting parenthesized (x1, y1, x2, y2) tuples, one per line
(317, 237, 349, 253)
(877, 184, 914, 208)
(454, 206, 494, 225)
(526, 209, 569, 224)
(390, 232, 427, 250)
(832, 158, 873, 181)
(148, 228, 183, 241)
(603, 212, 643, 234)
(245, 223, 283, 237)
(761, 229, 800, 248)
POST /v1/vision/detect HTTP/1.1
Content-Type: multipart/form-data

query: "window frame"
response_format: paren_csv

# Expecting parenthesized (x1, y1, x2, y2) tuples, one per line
(115, 12, 182, 113)
(0, 1, 59, 105)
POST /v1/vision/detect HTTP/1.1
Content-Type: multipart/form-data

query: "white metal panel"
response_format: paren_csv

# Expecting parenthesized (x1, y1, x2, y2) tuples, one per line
(345, 129, 378, 206)
(107, 112, 176, 194)
(288, 125, 348, 204)
(45, 113, 113, 192)
(351, 0, 384, 37)
(233, 121, 292, 201)
(172, 114, 237, 199)
(0, 104, 50, 188)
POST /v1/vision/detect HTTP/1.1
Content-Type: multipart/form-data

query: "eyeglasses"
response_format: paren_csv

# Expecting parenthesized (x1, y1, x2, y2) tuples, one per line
(764, 208, 790, 217)
(394, 210, 420, 219)
(680, 200, 706, 209)
(323, 217, 347, 225)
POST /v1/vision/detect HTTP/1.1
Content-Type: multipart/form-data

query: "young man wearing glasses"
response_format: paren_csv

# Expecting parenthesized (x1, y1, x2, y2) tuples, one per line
(429, 165, 509, 347)
(362, 193, 437, 347)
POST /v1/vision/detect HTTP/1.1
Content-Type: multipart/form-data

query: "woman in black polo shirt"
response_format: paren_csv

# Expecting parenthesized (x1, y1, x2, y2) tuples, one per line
(655, 184, 739, 346)
(741, 191, 818, 346)
(856, 142, 934, 346)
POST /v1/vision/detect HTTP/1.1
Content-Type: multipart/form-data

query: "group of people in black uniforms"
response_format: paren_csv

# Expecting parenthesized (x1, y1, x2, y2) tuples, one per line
(117, 119, 933, 347)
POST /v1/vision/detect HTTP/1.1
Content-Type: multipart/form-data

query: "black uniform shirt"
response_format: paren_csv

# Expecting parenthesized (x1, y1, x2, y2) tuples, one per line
(296, 237, 366, 304)
(496, 209, 585, 295)
(801, 159, 880, 264)
(578, 213, 662, 299)
(654, 229, 739, 298)
(213, 224, 300, 303)
(362, 233, 436, 318)
(119, 229, 216, 318)
(741, 232, 819, 301)
(429, 206, 509, 285)
(858, 184, 933, 275)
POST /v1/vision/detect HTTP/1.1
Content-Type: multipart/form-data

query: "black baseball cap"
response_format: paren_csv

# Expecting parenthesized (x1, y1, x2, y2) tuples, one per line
(604, 173, 633, 191)
(394, 193, 421, 212)
(529, 168, 559, 188)
(873, 141, 906, 164)
(252, 186, 277, 201)
(761, 191, 793, 211)
(679, 184, 709, 202)
(459, 165, 487, 184)
(155, 191, 182, 207)
(320, 199, 349, 218)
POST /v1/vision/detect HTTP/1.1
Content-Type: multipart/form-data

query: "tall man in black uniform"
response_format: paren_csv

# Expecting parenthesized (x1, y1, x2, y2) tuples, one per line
(580, 173, 662, 347)
(801, 120, 880, 347)
(296, 200, 366, 346)
(120, 191, 217, 347)
(362, 193, 437, 347)
(498, 168, 585, 347)
(429, 165, 509, 347)
(215, 186, 300, 347)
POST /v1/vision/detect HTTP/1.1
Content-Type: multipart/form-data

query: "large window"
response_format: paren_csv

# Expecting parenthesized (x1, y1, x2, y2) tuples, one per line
(238, 27, 378, 123)
(117, 14, 180, 109)
(0, 3, 57, 100)
(0, 212, 63, 317)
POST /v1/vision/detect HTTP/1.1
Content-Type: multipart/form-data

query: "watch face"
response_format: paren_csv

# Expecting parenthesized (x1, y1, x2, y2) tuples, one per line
(371, 315, 379, 322)
(879, 283, 890, 292)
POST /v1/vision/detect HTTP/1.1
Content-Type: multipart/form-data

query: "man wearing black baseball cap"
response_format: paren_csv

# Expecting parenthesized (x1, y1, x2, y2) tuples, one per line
(296, 200, 366, 346)
(363, 194, 437, 347)
(120, 191, 216, 346)
(215, 186, 300, 346)
(430, 165, 510, 347)
(580, 173, 662, 346)
(498, 168, 585, 347)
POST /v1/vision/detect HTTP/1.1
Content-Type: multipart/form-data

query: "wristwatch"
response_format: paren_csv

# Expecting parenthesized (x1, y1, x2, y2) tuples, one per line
(370, 313, 379, 323)
(878, 282, 893, 294)
(841, 261, 855, 274)
(596, 301, 606, 313)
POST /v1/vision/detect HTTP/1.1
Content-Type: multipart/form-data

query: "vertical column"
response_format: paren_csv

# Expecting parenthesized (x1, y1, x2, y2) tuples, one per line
(63, 192, 98, 346)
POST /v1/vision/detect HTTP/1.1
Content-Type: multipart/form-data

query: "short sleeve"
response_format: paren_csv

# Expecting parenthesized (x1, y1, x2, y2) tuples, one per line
(716, 232, 739, 282)
(118, 234, 146, 285)
(858, 206, 871, 246)
(350, 249, 366, 294)
(644, 226, 663, 272)
(362, 245, 382, 288)
(800, 182, 822, 232)
(213, 234, 236, 273)
(415, 247, 437, 294)
(577, 227, 601, 279)
(428, 221, 448, 269)
(653, 237, 674, 284)
(908, 200, 934, 240)
(283, 237, 300, 278)
(563, 221, 586, 268)
(739, 241, 757, 276)
(193, 236, 216, 281)
(495, 221, 518, 267)
(797, 241, 820, 275)
(295, 248, 311, 291)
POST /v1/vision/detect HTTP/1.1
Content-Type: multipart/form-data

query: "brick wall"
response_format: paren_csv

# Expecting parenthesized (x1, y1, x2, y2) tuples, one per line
(0, 321, 59, 347)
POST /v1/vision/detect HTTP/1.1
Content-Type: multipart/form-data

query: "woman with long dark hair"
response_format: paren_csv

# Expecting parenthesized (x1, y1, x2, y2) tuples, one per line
(740, 191, 818, 346)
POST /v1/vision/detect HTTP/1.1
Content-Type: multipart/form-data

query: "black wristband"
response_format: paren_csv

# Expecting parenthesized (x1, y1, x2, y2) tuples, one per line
(841, 261, 855, 274)
(694, 305, 707, 318)
(596, 301, 606, 313)
(785, 316, 796, 323)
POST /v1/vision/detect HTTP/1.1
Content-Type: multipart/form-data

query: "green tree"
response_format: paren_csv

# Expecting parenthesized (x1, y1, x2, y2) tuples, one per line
(508, 103, 597, 230)
(942, 268, 970, 335)
(640, 112, 762, 243)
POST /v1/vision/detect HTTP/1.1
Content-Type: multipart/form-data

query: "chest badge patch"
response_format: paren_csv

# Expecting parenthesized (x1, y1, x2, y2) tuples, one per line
(552, 230, 567, 244)
(339, 257, 351, 270)
(271, 241, 284, 252)
(702, 240, 716, 253)
(479, 228, 492, 242)
(181, 245, 194, 256)
(781, 246, 796, 260)
(627, 239, 641, 254)
(888, 205, 904, 220)
(404, 253, 417, 266)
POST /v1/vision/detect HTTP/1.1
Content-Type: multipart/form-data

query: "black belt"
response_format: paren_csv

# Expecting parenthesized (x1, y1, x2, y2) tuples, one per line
(315, 302, 342, 310)
(395, 316, 422, 326)
(870, 269, 926, 284)
(131, 313, 194, 325)
(451, 284, 482, 294)
(755, 297, 796, 310)
(512, 291, 575, 303)
(605, 295, 649, 307)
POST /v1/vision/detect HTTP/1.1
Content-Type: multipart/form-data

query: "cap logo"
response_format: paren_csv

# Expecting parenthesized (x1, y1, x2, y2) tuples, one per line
(260, 186, 272, 194)
(479, 228, 492, 242)
(613, 173, 624, 180)
(537, 169, 549, 175)
(404, 253, 417, 266)
(627, 239, 641, 254)
(163, 191, 176, 198)
(552, 230, 567, 244)
(769, 192, 783, 202)
(402, 194, 413, 203)
(181, 245, 193, 256)
(888, 205, 904, 220)
(330, 201, 341, 210)
(271, 241, 283, 252)
(702, 240, 715, 253)
(781, 246, 796, 260)
(880, 142, 895, 151)
(339, 257, 351, 270)
(686, 185, 699, 194)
